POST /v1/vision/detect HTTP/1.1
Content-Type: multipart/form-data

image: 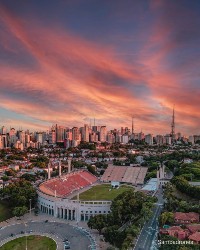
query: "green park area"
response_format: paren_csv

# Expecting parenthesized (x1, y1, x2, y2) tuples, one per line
(73, 184, 134, 201)
(0, 235, 56, 250)
(0, 201, 12, 222)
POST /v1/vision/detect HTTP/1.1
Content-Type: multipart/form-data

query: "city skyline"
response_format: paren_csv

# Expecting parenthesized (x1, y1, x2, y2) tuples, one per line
(0, 1, 200, 134)
(0, 121, 197, 138)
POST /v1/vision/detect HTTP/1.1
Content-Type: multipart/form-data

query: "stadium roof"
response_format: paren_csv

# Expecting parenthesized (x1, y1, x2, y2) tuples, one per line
(141, 178, 157, 191)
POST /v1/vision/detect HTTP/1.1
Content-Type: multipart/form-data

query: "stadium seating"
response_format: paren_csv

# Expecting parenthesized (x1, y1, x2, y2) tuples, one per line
(101, 165, 148, 185)
(40, 170, 97, 197)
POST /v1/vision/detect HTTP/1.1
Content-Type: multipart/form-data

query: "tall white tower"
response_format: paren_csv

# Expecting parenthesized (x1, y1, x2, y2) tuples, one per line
(48, 162, 51, 180)
(59, 160, 62, 177)
(67, 159, 72, 173)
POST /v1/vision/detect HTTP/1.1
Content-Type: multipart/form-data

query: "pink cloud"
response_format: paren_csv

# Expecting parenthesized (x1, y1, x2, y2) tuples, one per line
(0, 3, 200, 135)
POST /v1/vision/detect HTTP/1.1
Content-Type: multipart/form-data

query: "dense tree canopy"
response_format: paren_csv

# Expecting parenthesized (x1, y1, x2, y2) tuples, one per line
(175, 162, 200, 180)
(87, 214, 106, 234)
(2, 180, 37, 211)
(12, 206, 28, 217)
(171, 176, 200, 200)
(88, 190, 156, 249)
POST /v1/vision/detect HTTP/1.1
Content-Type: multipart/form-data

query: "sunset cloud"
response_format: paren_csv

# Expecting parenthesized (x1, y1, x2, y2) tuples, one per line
(0, 1, 200, 135)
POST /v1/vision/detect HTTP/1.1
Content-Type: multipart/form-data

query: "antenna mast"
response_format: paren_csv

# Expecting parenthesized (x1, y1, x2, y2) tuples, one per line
(171, 106, 175, 143)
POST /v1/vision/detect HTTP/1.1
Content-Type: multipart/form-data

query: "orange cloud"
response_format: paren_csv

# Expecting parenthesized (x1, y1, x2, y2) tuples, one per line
(0, 3, 200, 135)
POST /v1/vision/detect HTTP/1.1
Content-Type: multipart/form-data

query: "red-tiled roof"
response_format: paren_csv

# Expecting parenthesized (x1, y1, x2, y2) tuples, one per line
(188, 232, 200, 242)
(168, 226, 183, 231)
(186, 224, 200, 233)
(174, 212, 199, 222)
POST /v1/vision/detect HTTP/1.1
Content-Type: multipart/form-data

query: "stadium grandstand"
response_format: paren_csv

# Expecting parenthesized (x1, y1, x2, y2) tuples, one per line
(39, 170, 97, 198)
(37, 161, 147, 222)
(37, 165, 112, 222)
(101, 165, 148, 185)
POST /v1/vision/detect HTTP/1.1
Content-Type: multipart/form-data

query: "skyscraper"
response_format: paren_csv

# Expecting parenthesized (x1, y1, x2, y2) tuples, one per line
(145, 134, 153, 145)
(72, 127, 80, 141)
(56, 125, 66, 142)
(49, 126, 56, 144)
(83, 124, 89, 142)
(100, 126, 107, 142)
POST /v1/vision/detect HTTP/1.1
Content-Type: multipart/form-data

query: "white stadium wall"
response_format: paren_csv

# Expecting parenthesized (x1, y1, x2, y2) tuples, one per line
(37, 190, 111, 221)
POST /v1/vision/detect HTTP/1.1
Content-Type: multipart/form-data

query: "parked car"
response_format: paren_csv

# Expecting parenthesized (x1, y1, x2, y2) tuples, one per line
(64, 241, 70, 249)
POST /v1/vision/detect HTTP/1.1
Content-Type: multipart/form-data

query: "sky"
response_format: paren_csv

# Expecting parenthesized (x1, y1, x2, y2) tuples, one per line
(0, 0, 200, 135)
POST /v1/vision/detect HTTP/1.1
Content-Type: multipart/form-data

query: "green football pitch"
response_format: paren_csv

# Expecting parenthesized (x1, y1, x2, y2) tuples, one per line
(73, 184, 134, 201)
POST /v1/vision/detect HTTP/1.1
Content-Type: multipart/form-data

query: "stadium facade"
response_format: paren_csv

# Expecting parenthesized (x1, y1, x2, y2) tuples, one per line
(37, 168, 111, 222)
(37, 163, 148, 221)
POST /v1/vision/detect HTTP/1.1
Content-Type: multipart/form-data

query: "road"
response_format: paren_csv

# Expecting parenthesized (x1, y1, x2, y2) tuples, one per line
(0, 221, 91, 250)
(134, 188, 164, 250)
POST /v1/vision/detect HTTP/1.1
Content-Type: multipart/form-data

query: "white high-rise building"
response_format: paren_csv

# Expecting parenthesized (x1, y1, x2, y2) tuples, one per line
(163, 134, 172, 145)
(145, 134, 153, 145)
(188, 135, 194, 144)
(121, 134, 129, 144)
(156, 135, 163, 145)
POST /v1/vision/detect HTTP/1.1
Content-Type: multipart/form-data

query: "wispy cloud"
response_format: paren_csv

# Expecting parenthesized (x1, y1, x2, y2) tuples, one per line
(0, 2, 200, 134)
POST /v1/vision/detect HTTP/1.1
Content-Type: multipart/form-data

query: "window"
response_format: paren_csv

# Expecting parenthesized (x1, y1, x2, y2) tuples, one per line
(90, 211, 92, 213)
(99, 211, 101, 213)
(95, 211, 97, 213)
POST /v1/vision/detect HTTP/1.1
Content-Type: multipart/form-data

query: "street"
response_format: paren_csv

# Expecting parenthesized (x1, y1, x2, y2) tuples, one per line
(0, 221, 91, 250)
(134, 188, 164, 250)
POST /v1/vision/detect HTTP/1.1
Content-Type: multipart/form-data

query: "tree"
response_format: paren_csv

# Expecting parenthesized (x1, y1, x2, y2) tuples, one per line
(171, 176, 200, 200)
(159, 212, 174, 226)
(87, 214, 106, 234)
(145, 170, 157, 181)
(1, 175, 9, 181)
(104, 226, 126, 248)
(20, 173, 36, 182)
(110, 190, 155, 226)
(167, 160, 179, 172)
(12, 206, 28, 217)
(121, 234, 134, 250)
(102, 190, 155, 249)
(3, 180, 37, 209)
(5, 169, 16, 177)
(87, 165, 96, 175)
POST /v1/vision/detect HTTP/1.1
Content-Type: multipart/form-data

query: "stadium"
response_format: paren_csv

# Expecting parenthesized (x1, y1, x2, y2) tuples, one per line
(37, 162, 147, 222)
